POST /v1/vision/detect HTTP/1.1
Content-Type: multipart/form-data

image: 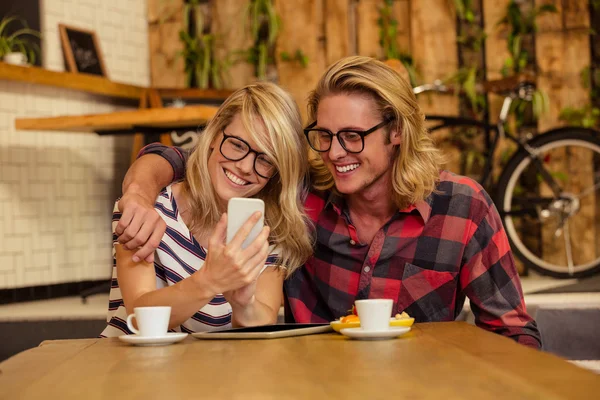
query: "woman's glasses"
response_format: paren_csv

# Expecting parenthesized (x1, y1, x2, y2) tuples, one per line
(220, 132, 277, 179)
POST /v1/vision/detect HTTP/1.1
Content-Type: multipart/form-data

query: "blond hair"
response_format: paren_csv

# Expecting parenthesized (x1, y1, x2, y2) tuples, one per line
(183, 82, 312, 276)
(307, 56, 443, 209)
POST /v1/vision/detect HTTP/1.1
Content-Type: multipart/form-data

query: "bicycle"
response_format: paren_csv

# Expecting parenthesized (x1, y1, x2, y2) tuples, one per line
(413, 75, 600, 279)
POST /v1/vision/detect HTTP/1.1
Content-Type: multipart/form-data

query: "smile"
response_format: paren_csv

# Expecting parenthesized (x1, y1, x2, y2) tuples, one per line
(224, 169, 249, 186)
(335, 163, 360, 173)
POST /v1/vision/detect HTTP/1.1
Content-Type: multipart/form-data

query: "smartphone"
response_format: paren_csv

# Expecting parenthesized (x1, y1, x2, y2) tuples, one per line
(226, 198, 265, 249)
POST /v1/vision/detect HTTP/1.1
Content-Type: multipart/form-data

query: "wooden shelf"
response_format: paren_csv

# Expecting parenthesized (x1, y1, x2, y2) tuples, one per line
(0, 62, 144, 100)
(15, 105, 219, 134)
(156, 87, 235, 101)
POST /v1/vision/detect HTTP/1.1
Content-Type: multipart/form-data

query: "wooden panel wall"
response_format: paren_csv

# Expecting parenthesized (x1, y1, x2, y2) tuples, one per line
(275, 0, 327, 120)
(145, 0, 598, 276)
(410, 0, 459, 171)
(147, 0, 186, 88)
(535, 0, 594, 266)
(356, 0, 383, 58)
(211, 0, 255, 89)
(324, 0, 353, 66)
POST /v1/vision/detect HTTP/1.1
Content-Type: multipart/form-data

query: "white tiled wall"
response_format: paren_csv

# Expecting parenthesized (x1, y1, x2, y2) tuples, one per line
(0, 0, 150, 289)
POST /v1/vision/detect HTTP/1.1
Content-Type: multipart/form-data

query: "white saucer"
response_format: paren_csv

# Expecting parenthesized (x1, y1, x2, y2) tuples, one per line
(340, 326, 411, 340)
(118, 332, 188, 346)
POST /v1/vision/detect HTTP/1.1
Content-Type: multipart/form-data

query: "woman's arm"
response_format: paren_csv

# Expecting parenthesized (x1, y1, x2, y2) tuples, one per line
(116, 245, 217, 329)
(117, 145, 188, 263)
(228, 267, 284, 327)
(117, 212, 273, 330)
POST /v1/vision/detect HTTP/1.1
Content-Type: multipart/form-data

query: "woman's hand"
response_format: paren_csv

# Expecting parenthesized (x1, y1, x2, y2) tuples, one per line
(196, 212, 270, 296)
(223, 279, 259, 308)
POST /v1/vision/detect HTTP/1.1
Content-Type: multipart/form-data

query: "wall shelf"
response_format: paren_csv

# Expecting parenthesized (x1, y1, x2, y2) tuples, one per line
(0, 62, 144, 100)
(15, 105, 219, 134)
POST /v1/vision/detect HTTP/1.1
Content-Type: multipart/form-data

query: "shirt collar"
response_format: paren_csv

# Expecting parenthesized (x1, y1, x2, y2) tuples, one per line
(325, 191, 432, 224)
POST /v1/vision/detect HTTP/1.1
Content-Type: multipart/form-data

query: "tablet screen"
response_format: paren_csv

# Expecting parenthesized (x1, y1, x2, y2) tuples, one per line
(204, 323, 329, 334)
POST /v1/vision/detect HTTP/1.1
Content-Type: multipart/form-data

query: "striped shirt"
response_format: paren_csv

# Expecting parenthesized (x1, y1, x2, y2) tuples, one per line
(100, 185, 278, 337)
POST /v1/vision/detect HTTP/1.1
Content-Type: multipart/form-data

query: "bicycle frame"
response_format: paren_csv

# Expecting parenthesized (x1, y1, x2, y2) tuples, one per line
(419, 89, 563, 198)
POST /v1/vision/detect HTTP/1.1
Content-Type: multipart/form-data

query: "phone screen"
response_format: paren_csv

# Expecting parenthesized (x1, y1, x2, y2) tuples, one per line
(226, 198, 265, 249)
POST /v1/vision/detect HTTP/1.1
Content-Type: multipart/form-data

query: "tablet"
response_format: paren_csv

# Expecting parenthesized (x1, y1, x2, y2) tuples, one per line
(191, 323, 332, 340)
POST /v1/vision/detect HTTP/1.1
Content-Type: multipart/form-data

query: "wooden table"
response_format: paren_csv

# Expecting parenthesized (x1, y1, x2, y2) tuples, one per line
(1, 322, 598, 399)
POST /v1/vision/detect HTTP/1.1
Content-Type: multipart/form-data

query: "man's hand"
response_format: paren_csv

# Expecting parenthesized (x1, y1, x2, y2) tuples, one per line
(115, 191, 166, 263)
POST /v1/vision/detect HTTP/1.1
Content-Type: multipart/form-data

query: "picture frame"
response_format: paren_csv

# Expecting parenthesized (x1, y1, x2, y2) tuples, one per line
(58, 24, 107, 77)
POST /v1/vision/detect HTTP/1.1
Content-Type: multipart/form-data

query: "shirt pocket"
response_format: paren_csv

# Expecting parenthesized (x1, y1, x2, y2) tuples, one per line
(397, 263, 458, 322)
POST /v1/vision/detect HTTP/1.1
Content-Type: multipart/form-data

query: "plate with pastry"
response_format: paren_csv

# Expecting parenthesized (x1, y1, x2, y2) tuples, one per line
(330, 310, 414, 333)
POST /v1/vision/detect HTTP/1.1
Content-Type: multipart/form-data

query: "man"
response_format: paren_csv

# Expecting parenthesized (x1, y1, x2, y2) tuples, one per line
(116, 56, 541, 348)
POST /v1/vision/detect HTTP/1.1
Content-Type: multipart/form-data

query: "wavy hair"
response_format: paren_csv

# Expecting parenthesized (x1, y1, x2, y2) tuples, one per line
(307, 56, 443, 209)
(183, 82, 312, 277)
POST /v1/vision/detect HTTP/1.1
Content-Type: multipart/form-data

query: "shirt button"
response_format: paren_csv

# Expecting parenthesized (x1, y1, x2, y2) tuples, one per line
(349, 239, 356, 245)
(364, 266, 371, 272)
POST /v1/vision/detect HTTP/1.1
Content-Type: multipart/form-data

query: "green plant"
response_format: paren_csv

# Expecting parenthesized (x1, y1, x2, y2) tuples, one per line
(0, 16, 41, 64)
(177, 1, 231, 89)
(497, 1, 557, 76)
(377, 0, 419, 85)
(559, 106, 600, 128)
(245, 0, 280, 80)
(280, 49, 308, 68)
(558, 66, 600, 129)
(455, 0, 487, 52)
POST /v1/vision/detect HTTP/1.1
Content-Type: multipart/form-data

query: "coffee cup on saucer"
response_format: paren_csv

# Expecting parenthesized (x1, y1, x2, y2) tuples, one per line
(126, 306, 171, 337)
(120, 306, 188, 346)
(354, 299, 393, 332)
(340, 299, 410, 340)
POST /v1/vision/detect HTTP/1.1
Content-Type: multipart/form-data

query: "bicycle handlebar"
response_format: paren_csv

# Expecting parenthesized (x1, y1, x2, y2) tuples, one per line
(413, 79, 536, 101)
(412, 80, 450, 95)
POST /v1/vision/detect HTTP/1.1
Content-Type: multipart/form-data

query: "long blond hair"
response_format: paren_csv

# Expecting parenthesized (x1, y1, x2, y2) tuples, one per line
(183, 82, 312, 276)
(307, 56, 443, 209)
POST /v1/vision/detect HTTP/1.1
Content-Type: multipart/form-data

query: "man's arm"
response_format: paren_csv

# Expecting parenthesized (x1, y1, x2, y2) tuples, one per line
(461, 205, 542, 349)
(116, 144, 189, 262)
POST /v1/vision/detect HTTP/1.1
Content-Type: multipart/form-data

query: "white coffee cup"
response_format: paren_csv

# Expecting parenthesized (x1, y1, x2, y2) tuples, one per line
(354, 299, 393, 331)
(126, 306, 171, 337)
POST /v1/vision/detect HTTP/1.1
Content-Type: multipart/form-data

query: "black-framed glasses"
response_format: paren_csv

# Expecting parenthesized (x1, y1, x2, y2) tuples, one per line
(303, 119, 392, 154)
(219, 132, 277, 179)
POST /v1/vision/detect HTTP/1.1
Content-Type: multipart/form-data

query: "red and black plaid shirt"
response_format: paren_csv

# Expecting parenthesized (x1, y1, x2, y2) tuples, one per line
(140, 143, 541, 349)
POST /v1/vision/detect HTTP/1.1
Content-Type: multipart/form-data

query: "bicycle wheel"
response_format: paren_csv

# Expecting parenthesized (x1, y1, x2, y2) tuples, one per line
(495, 127, 600, 279)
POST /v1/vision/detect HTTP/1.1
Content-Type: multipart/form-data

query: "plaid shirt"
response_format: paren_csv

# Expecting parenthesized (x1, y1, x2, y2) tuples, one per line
(140, 143, 541, 349)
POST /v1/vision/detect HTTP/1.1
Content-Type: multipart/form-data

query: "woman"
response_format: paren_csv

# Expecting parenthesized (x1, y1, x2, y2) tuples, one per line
(101, 82, 313, 336)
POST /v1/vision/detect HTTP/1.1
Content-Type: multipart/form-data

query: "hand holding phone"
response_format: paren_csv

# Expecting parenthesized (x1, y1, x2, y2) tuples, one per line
(198, 197, 269, 296)
(226, 198, 265, 250)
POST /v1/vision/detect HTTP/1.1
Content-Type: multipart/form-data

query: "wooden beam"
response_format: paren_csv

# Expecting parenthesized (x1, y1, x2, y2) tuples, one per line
(275, 0, 326, 121)
(15, 105, 219, 133)
(356, 0, 382, 58)
(147, 0, 186, 88)
(324, 0, 352, 66)
(0, 62, 143, 100)
(211, 0, 255, 89)
(155, 88, 235, 101)
(411, 0, 459, 172)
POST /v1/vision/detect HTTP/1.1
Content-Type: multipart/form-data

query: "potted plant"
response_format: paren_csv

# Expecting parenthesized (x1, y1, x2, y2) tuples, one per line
(0, 16, 41, 66)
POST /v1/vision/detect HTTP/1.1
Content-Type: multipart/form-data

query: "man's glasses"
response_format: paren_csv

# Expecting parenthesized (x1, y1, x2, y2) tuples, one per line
(219, 132, 277, 179)
(303, 119, 392, 154)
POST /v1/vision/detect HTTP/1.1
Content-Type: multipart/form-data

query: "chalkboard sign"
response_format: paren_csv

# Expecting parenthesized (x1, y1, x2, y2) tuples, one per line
(59, 24, 107, 77)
